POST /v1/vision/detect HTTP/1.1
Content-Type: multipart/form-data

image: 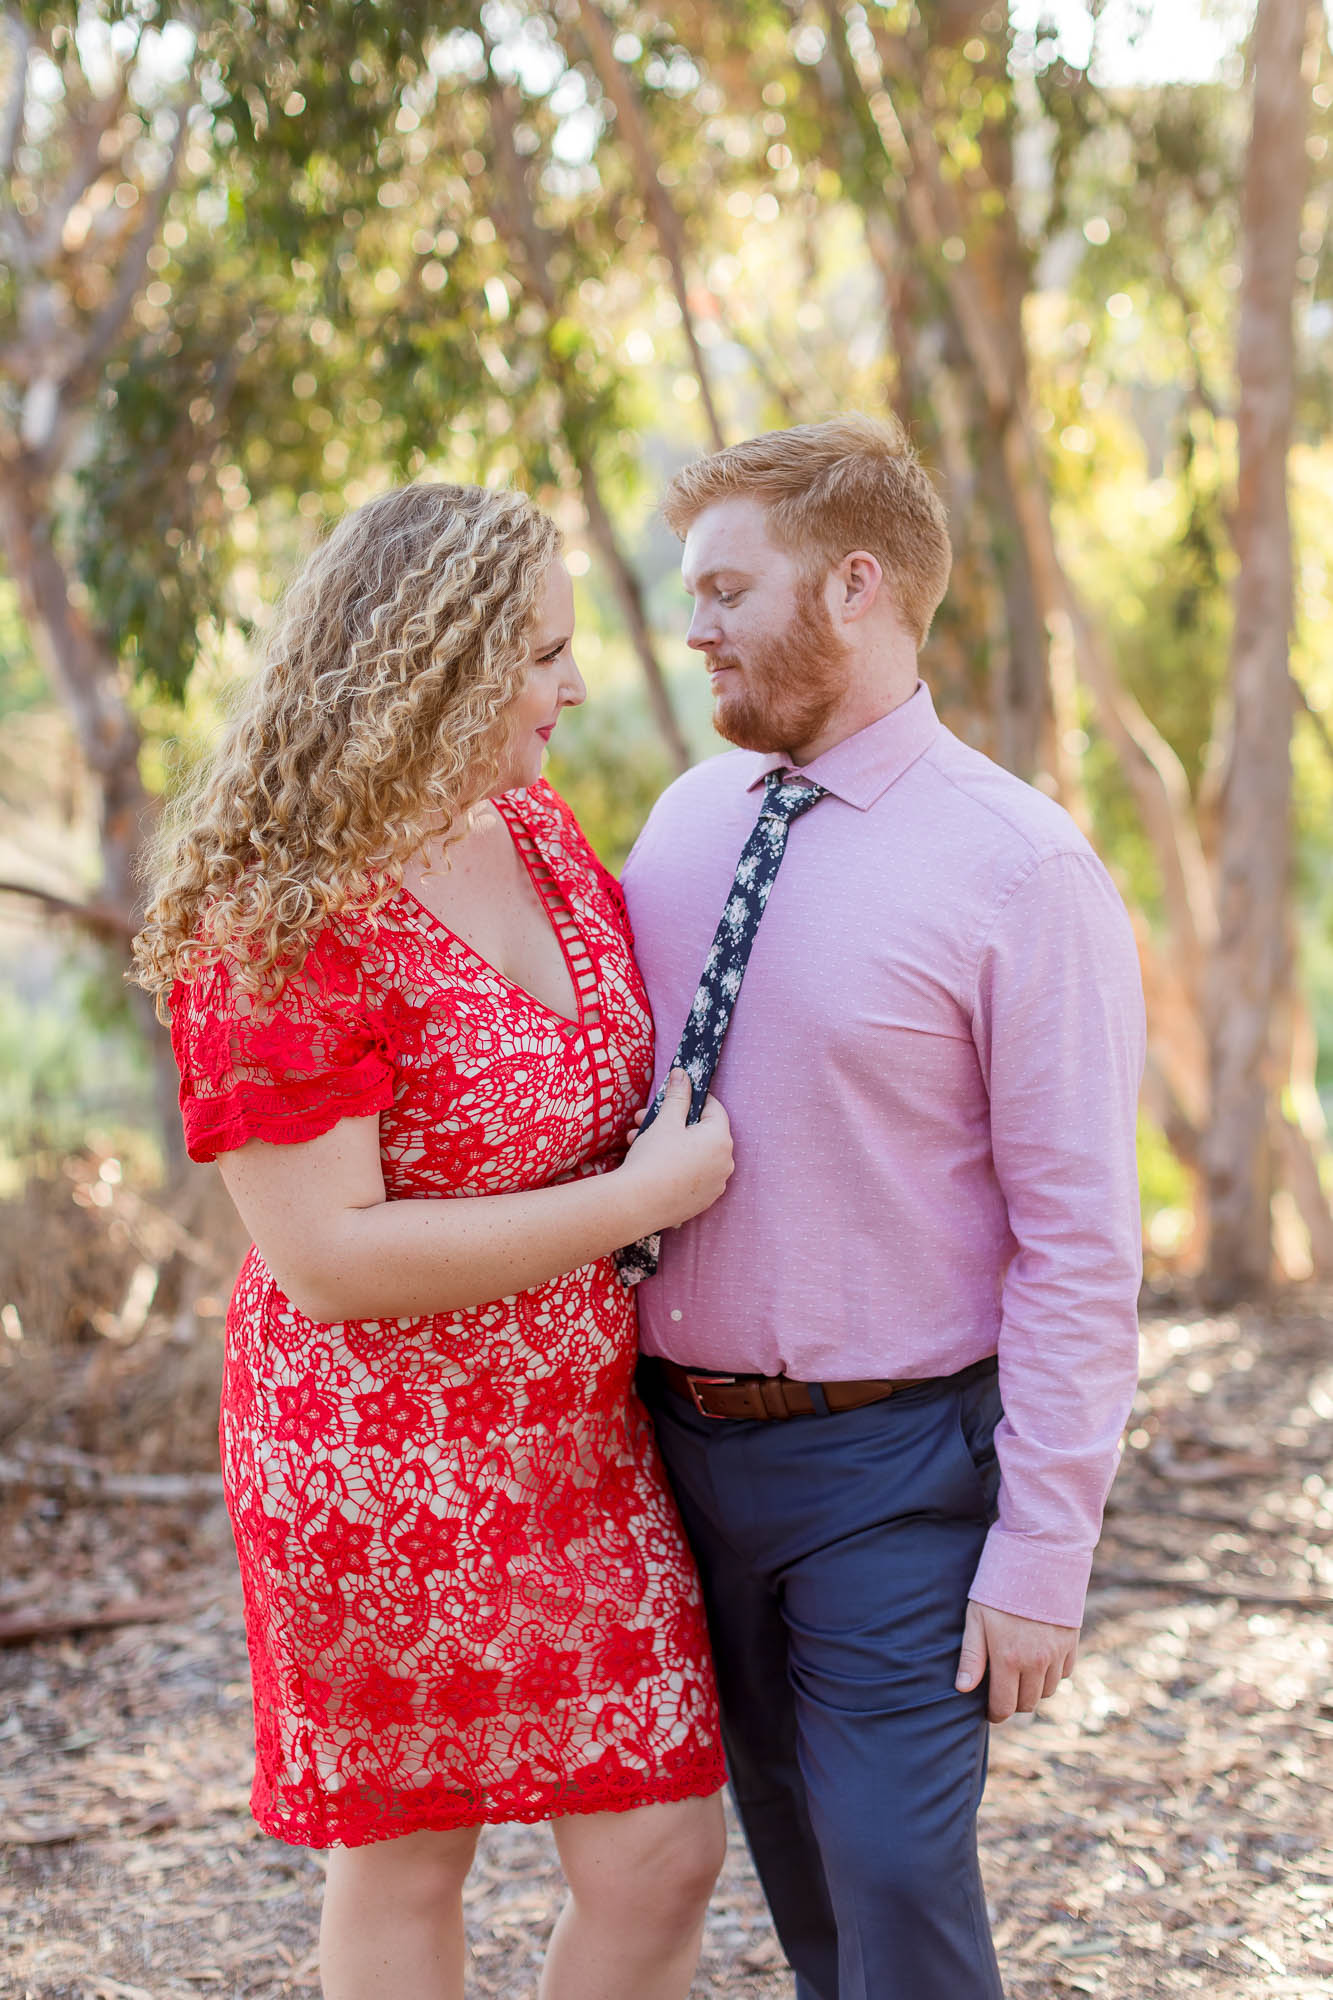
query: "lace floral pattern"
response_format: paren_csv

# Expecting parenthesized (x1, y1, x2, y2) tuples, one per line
(170, 781, 725, 1848)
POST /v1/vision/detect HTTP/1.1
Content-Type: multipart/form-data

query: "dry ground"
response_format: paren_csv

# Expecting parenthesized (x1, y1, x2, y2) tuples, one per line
(1, 1289, 1331, 1999)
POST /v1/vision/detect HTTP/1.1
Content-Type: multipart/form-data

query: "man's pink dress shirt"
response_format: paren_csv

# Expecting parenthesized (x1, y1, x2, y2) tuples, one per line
(621, 683, 1146, 1628)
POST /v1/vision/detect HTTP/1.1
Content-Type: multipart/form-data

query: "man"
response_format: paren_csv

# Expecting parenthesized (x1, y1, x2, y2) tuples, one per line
(622, 415, 1145, 2000)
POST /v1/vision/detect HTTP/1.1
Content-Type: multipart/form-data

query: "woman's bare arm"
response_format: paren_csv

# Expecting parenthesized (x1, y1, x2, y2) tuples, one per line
(216, 1067, 729, 1321)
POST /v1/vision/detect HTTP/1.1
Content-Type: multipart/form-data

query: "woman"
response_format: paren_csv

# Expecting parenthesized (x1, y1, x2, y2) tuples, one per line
(132, 484, 734, 2000)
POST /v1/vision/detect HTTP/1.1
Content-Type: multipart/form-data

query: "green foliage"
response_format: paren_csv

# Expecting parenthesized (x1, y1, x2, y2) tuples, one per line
(545, 680, 687, 875)
(0, 948, 156, 1166)
(6, 0, 1333, 1210)
(75, 331, 230, 702)
(0, 582, 44, 715)
(1136, 1109, 1195, 1265)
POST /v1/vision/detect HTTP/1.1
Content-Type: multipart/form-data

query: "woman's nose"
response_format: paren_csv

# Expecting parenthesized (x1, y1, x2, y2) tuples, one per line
(562, 655, 588, 707)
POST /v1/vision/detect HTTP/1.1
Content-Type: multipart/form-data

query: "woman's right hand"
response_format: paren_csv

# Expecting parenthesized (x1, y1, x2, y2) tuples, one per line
(616, 1067, 734, 1231)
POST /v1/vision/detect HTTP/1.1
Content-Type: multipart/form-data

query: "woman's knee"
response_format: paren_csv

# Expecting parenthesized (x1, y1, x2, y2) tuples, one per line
(557, 1794, 726, 1928)
(324, 1824, 480, 1922)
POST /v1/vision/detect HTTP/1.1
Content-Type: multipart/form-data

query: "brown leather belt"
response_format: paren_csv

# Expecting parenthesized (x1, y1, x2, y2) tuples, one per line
(660, 1361, 913, 1422)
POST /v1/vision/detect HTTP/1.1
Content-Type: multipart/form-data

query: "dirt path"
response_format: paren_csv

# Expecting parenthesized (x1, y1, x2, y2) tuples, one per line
(2, 1296, 1331, 1998)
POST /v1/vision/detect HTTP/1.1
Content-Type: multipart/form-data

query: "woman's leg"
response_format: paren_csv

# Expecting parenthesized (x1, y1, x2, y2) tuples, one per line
(540, 1792, 726, 2000)
(319, 1824, 480, 2000)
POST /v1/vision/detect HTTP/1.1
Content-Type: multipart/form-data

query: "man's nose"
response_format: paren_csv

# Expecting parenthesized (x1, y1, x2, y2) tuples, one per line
(686, 609, 717, 651)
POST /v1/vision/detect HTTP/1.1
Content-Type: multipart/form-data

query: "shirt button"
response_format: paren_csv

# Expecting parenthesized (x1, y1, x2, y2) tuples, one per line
(670, 1309, 683, 1322)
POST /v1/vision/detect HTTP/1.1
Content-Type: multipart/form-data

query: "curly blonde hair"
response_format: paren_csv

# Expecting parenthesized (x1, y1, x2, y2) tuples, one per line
(132, 482, 561, 1018)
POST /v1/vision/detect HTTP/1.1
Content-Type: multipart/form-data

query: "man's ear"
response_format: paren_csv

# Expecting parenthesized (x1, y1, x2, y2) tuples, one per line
(835, 550, 884, 623)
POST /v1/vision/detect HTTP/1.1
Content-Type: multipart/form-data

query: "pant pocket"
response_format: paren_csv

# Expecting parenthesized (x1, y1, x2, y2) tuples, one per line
(951, 1373, 1003, 1522)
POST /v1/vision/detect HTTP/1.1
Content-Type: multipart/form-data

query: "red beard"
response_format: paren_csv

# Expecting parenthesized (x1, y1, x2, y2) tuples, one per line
(709, 573, 851, 756)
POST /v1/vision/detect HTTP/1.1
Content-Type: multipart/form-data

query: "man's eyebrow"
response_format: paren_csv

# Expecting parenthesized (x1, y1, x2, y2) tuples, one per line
(681, 566, 751, 594)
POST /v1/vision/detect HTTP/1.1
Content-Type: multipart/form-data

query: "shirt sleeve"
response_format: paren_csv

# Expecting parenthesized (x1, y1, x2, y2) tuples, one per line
(169, 925, 396, 1165)
(966, 848, 1146, 1627)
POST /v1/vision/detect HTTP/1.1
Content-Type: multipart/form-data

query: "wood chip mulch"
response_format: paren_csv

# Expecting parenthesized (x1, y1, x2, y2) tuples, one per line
(1, 1292, 1330, 1999)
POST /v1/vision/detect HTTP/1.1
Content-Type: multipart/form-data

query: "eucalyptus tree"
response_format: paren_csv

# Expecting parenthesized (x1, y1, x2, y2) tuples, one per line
(0, 2, 435, 941)
(1202, 0, 1329, 1294)
(3, 0, 1330, 1283)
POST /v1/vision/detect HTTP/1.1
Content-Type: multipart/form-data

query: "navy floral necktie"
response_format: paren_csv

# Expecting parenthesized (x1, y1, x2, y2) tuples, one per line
(615, 769, 827, 1286)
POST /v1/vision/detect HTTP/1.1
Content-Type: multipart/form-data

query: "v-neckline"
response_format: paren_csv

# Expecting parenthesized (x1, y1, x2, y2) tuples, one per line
(392, 794, 586, 1030)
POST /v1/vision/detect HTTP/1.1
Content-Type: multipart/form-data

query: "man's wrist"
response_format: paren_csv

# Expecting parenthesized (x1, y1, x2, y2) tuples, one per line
(968, 1524, 1093, 1630)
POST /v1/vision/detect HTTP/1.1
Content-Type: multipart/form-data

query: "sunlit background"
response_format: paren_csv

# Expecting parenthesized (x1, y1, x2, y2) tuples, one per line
(0, 0, 1330, 1297)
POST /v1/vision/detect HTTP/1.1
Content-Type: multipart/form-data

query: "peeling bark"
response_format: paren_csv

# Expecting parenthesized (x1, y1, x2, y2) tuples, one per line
(1201, 0, 1317, 1301)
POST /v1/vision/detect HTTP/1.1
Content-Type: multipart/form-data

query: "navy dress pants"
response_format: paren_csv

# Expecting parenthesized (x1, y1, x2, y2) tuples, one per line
(640, 1356, 1006, 2000)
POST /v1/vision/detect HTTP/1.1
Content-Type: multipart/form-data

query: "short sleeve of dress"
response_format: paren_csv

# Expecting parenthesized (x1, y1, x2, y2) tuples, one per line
(170, 925, 396, 1165)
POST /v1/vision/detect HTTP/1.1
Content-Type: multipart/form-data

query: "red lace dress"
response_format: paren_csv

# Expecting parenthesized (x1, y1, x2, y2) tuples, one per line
(169, 780, 724, 1848)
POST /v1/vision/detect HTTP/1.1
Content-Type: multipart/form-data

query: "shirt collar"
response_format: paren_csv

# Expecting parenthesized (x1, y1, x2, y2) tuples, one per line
(743, 681, 940, 811)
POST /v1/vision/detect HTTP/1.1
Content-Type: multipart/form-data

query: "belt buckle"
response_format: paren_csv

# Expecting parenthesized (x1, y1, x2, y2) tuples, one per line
(685, 1371, 737, 1419)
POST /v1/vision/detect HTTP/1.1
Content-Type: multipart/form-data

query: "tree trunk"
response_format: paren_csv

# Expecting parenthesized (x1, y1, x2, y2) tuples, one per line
(845, 18, 1216, 1009)
(565, 1, 727, 453)
(485, 73, 693, 774)
(574, 449, 693, 773)
(0, 463, 184, 1169)
(1200, 0, 1314, 1301)
(0, 469, 147, 924)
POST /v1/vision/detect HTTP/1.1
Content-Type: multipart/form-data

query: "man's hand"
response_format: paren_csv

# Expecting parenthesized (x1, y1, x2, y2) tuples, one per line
(955, 1602, 1079, 1722)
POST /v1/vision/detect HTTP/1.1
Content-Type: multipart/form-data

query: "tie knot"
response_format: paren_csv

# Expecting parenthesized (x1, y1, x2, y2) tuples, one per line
(761, 771, 826, 822)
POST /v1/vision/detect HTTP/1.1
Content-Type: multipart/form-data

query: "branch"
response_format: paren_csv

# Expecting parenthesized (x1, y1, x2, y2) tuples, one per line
(0, 1444, 219, 1509)
(0, 10, 33, 270)
(1089, 1564, 1332, 1611)
(1147, 194, 1226, 426)
(0, 10, 31, 179)
(717, 320, 810, 425)
(68, 94, 191, 396)
(0, 467, 140, 779)
(486, 75, 692, 772)
(0, 1595, 206, 1644)
(486, 77, 556, 313)
(28, 64, 133, 267)
(851, 19, 1218, 1003)
(1291, 670, 1333, 769)
(565, 1, 726, 450)
(574, 449, 693, 772)
(1273, 1112, 1333, 1276)
(0, 877, 134, 942)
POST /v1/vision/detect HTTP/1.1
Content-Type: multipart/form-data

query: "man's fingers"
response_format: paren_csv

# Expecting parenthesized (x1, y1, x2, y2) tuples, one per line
(986, 1659, 1018, 1723)
(1013, 1666, 1047, 1715)
(955, 1600, 988, 1694)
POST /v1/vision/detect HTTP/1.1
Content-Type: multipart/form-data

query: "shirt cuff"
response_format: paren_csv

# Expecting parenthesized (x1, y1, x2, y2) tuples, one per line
(967, 1524, 1095, 1630)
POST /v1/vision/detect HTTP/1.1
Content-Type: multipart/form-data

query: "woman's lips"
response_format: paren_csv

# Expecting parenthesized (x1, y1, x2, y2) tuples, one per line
(536, 724, 555, 742)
